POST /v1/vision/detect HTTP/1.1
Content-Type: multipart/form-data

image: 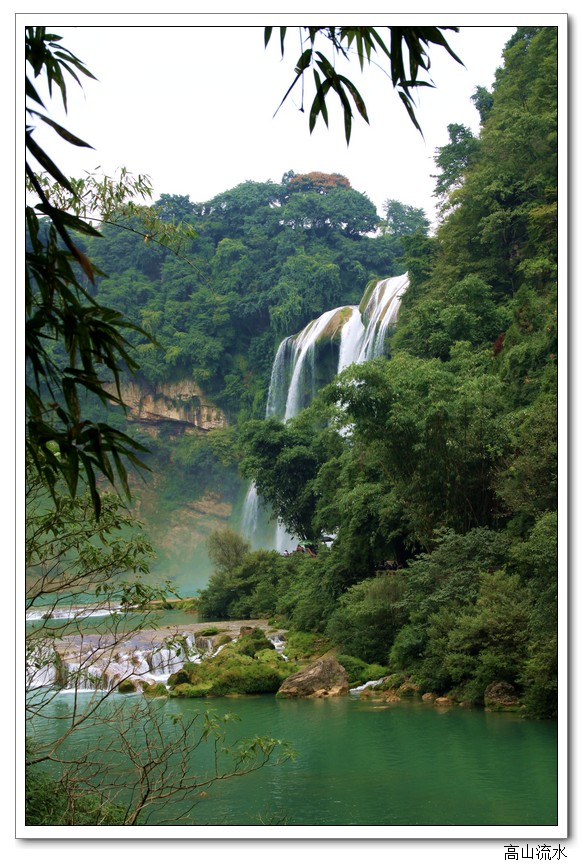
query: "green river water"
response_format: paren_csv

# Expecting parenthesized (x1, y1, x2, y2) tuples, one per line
(31, 689, 558, 828)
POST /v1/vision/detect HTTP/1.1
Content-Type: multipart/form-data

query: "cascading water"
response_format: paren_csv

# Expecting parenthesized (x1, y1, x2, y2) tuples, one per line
(240, 274, 408, 551)
(338, 306, 365, 372)
(240, 483, 259, 539)
(356, 274, 408, 362)
(282, 306, 346, 420)
(26, 630, 237, 693)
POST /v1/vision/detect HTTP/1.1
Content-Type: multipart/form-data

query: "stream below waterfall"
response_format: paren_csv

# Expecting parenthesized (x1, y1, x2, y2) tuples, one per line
(29, 690, 557, 828)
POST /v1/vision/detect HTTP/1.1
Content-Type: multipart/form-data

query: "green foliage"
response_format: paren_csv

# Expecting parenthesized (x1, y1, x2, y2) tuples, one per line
(199, 540, 295, 620)
(471, 86, 494, 123)
(432, 27, 558, 297)
(26, 763, 125, 825)
(387, 528, 511, 676)
(427, 569, 532, 701)
(168, 630, 293, 697)
(335, 654, 388, 686)
(25, 28, 154, 516)
(141, 682, 170, 697)
(326, 572, 408, 663)
(519, 632, 558, 718)
(240, 413, 333, 541)
(206, 527, 251, 574)
(266, 26, 463, 139)
(432, 123, 480, 209)
(282, 630, 333, 661)
(323, 353, 509, 549)
(393, 275, 510, 359)
(497, 393, 558, 530)
(381, 199, 430, 238)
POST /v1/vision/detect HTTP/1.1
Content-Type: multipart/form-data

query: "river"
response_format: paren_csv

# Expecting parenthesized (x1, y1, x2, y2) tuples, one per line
(28, 688, 557, 828)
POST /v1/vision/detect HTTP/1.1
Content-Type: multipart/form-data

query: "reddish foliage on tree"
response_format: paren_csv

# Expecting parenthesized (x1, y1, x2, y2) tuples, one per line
(287, 172, 352, 194)
(492, 332, 506, 355)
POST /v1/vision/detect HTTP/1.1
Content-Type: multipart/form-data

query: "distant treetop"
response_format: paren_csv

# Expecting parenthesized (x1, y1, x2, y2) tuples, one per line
(285, 172, 352, 194)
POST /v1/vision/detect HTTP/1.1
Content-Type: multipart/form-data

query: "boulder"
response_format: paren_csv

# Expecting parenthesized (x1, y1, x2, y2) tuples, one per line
(484, 681, 520, 710)
(383, 690, 401, 703)
(397, 680, 420, 697)
(277, 655, 348, 698)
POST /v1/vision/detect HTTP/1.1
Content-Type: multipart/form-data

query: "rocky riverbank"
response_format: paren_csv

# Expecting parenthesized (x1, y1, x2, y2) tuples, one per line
(28, 617, 525, 713)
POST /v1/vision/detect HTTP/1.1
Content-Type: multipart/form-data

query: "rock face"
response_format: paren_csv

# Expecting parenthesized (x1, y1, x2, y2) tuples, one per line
(277, 655, 348, 698)
(105, 379, 227, 435)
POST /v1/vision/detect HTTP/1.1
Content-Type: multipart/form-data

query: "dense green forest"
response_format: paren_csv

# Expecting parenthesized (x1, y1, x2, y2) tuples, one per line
(29, 26, 558, 720)
(196, 26, 558, 718)
(71, 170, 427, 574)
(81, 171, 418, 416)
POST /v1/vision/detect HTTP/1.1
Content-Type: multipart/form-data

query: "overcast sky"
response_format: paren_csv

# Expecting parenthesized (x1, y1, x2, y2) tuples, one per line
(30, 19, 520, 228)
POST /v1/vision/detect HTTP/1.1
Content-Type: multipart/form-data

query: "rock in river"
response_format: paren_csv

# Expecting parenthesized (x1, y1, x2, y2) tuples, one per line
(277, 655, 348, 699)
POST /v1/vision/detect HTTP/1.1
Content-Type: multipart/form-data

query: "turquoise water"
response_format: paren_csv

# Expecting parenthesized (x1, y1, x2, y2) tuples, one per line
(29, 691, 558, 827)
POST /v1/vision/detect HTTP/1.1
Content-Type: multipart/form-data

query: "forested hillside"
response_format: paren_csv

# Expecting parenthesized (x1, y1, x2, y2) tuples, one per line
(83, 171, 417, 416)
(198, 26, 559, 718)
(69, 171, 423, 580)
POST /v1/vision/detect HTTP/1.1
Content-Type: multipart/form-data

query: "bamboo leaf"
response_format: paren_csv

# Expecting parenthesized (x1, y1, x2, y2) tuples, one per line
(26, 136, 74, 192)
(30, 111, 94, 148)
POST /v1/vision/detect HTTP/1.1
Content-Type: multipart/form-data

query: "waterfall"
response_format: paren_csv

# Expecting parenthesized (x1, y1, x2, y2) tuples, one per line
(240, 483, 259, 539)
(265, 336, 292, 419)
(27, 633, 206, 693)
(240, 336, 292, 544)
(356, 274, 408, 362)
(338, 306, 365, 372)
(283, 306, 346, 419)
(240, 274, 408, 550)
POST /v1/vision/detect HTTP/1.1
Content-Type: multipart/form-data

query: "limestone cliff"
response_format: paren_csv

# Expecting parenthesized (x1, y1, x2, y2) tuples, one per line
(108, 379, 227, 435)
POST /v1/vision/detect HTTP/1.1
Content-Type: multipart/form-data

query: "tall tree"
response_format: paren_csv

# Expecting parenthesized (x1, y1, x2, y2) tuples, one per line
(381, 199, 430, 237)
(431, 123, 480, 209)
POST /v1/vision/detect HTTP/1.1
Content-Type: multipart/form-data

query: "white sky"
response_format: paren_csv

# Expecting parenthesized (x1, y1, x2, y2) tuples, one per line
(27, 18, 522, 227)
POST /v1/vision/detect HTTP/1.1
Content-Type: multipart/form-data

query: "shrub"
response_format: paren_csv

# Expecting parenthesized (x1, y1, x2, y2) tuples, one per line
(284, 630, 332, 661)
(142, 682, 169, 697)
(170, 682, 217, 698)
(335, 654, 387, 686)
(26, 765, 126, 825)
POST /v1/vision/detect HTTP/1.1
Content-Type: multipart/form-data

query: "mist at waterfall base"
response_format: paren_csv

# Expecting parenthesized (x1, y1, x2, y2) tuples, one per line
(241, 274, 408, 552)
